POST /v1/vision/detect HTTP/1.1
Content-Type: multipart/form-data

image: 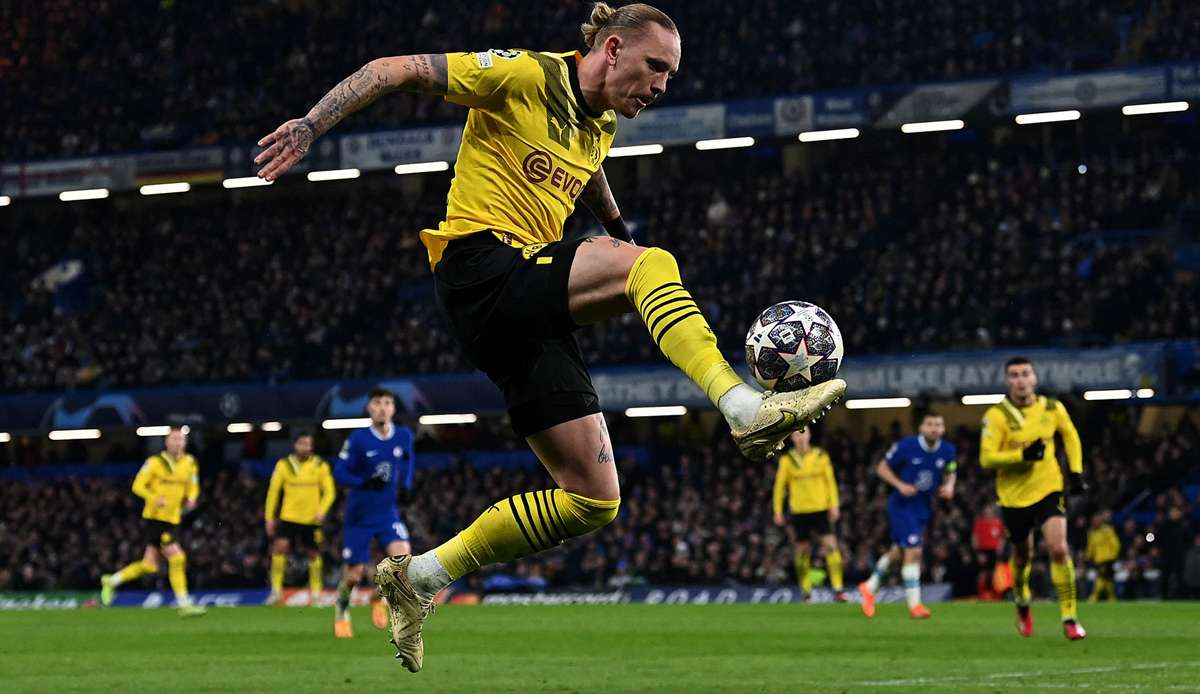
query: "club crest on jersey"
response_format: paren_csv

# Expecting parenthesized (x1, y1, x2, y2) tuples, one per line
(521, 243, 548, 259)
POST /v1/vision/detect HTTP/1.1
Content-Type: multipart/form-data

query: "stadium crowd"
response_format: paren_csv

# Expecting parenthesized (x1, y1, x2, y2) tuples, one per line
(3, 124, 1196, 393)
(0, 0, 1179, 160)
(2, 415, 1196, 599)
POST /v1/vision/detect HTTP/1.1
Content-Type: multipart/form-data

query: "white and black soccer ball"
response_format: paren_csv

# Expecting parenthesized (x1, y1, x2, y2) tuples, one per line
(745, 301, 844, 392)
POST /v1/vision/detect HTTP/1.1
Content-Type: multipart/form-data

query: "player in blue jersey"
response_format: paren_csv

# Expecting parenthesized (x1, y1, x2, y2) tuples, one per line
(331, 388, 415, 638)
(858, 413, 956, 619)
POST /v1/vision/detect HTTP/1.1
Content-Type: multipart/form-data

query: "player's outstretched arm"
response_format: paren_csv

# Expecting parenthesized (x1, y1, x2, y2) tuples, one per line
(579, 166, 633, 243)
(255, 54, 448, 181)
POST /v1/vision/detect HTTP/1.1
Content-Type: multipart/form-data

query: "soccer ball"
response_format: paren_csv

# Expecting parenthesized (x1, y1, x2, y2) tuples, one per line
(745, 301, 844, 392)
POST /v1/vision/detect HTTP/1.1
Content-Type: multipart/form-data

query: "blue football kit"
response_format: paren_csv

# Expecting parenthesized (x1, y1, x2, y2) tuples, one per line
(883, 435, 957, 548)
(334, 423, 415, 564)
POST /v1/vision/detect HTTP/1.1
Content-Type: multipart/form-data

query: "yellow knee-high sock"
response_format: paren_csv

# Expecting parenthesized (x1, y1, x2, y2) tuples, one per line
(827, 550, 844, 591)
(434, 490, 620, 580)
(113, 559, 157, 585)
(1011, 558, 1032, 605)
(625, 248, 742, 404)
(794, 551, 812, 593)
(168, 553, 189, 603)
(1051, 558, 1078, 621)
(308, 556, 324, 595)
(270, 554, 286, 594)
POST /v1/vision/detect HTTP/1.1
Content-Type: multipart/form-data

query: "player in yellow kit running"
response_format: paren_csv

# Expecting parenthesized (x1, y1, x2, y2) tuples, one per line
(980, 357, 1087, 640)
(100, 426, 207, 617)
(1086, 510, 1120, 602)
(773, 429, 846, 602)
(254, 2, 844, 672)
(265, 431, 335, 605)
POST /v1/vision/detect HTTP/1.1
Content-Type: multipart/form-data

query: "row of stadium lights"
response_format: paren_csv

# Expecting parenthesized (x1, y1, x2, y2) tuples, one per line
(0, 389, 1157, 443)
(0, 101, 1187, 208)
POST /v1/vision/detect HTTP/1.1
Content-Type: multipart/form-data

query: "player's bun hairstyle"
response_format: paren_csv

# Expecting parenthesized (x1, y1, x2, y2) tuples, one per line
(368, 387, 396, 402)
(581, 2, 678, 50)
(1005, 356, 1034, 371)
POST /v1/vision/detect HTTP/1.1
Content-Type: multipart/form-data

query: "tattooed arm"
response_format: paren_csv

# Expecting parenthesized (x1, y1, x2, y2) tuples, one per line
(578, 166, 634, 243)
(255, 54, 448, 181)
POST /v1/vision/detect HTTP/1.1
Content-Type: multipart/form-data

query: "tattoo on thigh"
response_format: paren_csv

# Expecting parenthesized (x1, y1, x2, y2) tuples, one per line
(610, 238, 622, 248)
(597, 417, 613, 465)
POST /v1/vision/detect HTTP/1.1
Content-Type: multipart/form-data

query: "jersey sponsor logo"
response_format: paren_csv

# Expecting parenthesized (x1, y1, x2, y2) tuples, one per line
(366, 449, 379, 457)
(521, 150, 584, 198)
(490, 49, 522, 59)
(475, 51, 494, 69)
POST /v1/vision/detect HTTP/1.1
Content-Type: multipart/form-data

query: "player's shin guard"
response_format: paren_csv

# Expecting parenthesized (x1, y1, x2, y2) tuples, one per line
(865, 553, 890, 593)
(1011, 557, 1032, 606)
(794, 551, 812, 593)
(1051, 558, 1078, 621)
(827, 550, 845, 591)
(625, 248, 742, 405)
(167, 553, 189, 603)
(433, 490, 620, 581)
(308, 557, 324, 596)
(113, 559, 157, 586)
(270, 554, 286, 594)
(901, 563, 922, 609)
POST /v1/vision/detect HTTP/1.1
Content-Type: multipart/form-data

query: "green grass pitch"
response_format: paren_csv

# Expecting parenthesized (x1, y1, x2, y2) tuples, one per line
(2, 602, 1198, 692)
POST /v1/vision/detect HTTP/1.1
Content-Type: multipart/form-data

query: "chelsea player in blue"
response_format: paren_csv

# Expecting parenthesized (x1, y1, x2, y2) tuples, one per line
(332, 388, 415, 638)
(858, 413, 956, 619)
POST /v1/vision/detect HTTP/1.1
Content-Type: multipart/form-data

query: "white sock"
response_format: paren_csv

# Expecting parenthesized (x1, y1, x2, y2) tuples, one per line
(866, 553, 890, 592)
(902, 563, 921, 608)
(407, 551, 451, 600)
(718, 383, 761, 429)
(107, 573, 123, 587)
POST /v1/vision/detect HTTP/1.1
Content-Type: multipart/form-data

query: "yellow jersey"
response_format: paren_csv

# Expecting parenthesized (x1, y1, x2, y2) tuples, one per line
(131, 452, 199, 524)
(773, 447, 839, 515)
(1086, 524, 1121, 564)
(421, 49, 619, 267)
(265, 454, 335, 525)
(980, 395, 1082, 508)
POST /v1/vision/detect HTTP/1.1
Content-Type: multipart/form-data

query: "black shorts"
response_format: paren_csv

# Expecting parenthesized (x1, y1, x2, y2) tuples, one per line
(791, 511, 833, 539)
(277, 520, 324, 551)
(434, 232, 600, 438)
(1097, 560, 1115, 581)
(144, 520, 180, 547)
(1001, 492, 1065, 543)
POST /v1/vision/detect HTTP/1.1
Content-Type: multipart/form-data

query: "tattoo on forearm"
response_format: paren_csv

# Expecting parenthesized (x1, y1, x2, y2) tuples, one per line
(304, 61, 392, 138)
(579, 166, 620, 221)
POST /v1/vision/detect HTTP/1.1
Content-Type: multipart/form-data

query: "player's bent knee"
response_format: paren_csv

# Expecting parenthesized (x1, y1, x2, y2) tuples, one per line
(623, 246, 678, 296)
(559, 490, 620, 536)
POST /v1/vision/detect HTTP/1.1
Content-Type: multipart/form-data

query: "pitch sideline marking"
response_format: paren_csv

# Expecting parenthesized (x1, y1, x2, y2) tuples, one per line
(854, 661, 1196, 687)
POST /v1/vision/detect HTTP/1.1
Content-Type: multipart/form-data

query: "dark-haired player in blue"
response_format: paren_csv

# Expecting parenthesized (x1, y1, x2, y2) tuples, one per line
(858, 413, 956, 619)
(332, 388, 415, 638)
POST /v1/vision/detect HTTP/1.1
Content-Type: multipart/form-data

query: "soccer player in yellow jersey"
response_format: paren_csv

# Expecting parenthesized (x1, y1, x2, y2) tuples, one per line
(1086, 510, 1120, 602)
(254, 2, 845, 671)
(264, 431, 335, 605)
(100, 426, 206, 617)
(980, 357, 1087, 640)
(772, 429, 846, 602)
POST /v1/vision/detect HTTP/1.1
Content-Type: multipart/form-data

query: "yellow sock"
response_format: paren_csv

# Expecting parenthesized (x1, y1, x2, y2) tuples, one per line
(270, 554, 286, 594)
(114, 559, 156, 585)
(1011, 558, 1032, 605)
(308, 556, 323, 595)
(827, 550, 844, 591)
(794, 551, 812, 593)
(434, 490, 619, 580)
(167, 553, 189, 602)
(1051, 558, 1078, 621)
(625, 248, 742, 404)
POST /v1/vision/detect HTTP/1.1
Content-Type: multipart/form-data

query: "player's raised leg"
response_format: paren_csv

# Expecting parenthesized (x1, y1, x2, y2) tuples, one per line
(378, 412, 620, 672)
(101, 545, 160, 607)
(567, 239, 845, 460)
(1044, 516, 1086, 640)
(372, 536, 411, 630)
(859, 546, 899, 617)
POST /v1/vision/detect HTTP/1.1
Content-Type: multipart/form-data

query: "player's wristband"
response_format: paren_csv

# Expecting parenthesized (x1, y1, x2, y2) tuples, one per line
(603, 216, 632, 242)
